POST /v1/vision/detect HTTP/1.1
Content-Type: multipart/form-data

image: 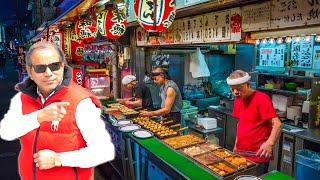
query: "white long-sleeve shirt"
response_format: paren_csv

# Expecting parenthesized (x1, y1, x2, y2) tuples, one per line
(0, 92, 115, 168)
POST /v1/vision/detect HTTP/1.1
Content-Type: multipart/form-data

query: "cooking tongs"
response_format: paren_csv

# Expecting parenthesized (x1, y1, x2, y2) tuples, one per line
(234, 150, 257, 157)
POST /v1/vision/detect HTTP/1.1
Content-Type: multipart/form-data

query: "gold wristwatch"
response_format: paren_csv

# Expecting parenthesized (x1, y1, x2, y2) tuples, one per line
(54, 154, 62, 167)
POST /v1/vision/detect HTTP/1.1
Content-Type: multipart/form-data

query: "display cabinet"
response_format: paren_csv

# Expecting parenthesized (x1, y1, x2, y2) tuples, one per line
(257, 73, 320, 129)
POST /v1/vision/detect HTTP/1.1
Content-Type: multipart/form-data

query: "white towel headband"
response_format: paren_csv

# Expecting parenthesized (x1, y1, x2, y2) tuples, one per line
(226, 72, 251, 85)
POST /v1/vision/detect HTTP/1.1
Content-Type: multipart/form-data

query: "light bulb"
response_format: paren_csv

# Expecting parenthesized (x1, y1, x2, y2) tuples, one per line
(262, 38, 267, 44)
(305, 35, 311, 42)
(255, 39, 260, 45)
(315, 35, 320, 42)
(269, 38, 275, 44)
(285, 36, 292, 43)
(295, 36, 301, 43)
(277, 37, 283, 44)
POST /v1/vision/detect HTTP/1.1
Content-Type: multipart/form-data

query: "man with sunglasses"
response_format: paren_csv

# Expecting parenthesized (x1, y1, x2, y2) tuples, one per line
(0, 41, 115, 180)
(227, 70, 282, 175)
(140, 66, 183, 124)
(119, 75, 154, 110)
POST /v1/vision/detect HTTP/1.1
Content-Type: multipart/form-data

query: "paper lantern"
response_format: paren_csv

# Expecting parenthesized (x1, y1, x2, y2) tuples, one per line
(134, 0, 176, 33)
(70, 29, 85, 61)
(97, 8, 127, 39)
(75, 18, 97, 44)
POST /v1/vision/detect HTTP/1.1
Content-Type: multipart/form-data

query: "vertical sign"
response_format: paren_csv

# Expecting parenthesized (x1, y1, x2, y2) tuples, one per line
(271, 0, 320, 28)
(203, 10, 231, 42)
(259, 47, 285, 67)
(291, 36, 314, 68)
(242, 2, 270, 32)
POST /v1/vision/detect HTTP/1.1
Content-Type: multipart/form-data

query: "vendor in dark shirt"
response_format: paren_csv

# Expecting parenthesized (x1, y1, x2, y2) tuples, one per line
(118, 75, 154, 110)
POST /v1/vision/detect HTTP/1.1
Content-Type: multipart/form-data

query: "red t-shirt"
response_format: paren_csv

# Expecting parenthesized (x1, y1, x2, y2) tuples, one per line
(232, 91, 277, 162)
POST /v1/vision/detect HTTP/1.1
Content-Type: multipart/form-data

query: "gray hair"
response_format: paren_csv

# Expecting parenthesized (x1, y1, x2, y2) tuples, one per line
(228, 70, 248, 79)
(25, 41, 66, 67)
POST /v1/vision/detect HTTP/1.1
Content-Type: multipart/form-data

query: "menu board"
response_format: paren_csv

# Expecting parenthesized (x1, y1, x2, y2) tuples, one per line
(182, 16, 204, 43)
(203, 10, 231, 42)
(271, 0, 320, 28)
(242, 2, 270, 32)
(291, 36, 314, 68)
(259, 47, 285, 67)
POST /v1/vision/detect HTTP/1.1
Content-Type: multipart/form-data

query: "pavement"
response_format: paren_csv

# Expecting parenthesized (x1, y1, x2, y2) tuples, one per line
(0, 59, 121, 180)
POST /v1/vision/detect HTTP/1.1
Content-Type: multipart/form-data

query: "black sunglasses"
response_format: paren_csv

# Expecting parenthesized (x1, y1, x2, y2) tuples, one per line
(151, 72, 163, 77)
(32, 62, 62, 73)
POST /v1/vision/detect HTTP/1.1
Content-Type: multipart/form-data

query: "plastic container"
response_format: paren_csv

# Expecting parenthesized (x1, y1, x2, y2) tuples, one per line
(197, 117, 217, 129)
(296, 149, 320, 180)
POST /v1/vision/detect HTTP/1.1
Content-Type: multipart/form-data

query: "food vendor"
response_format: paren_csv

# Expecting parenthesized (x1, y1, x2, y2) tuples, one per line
(140, 66, 183, 124)
(227, 70, 282, 175)
(118, 75, 154, 110)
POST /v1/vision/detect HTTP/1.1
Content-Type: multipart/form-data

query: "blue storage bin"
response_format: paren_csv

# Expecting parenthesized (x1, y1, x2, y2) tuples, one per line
(296, 149, 320, 180)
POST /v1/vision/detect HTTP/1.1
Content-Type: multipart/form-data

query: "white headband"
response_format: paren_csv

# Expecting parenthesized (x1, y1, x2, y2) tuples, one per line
(227, 72, 251, 85)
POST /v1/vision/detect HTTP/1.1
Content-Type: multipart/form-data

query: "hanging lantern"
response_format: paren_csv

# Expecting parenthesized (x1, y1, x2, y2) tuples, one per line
(134, 0, 176, 34)
(97, 8, 127, 39)
(75, 17, 97, 44)
(70, 29, 85, 61)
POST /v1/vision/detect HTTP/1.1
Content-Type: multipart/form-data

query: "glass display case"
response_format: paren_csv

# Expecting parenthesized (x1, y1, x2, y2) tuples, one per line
(85, 73, 110, 100)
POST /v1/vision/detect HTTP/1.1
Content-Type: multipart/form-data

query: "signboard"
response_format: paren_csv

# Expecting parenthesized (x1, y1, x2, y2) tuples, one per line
(136, 7, 242, 46)
(259, 47, 285, 67)
(271, 0, 320, 28)
(184, 0, 201, 6)
(242, 2, 270, 32)
(182, 16, 203, 43)
(291, 36, 314, 68)
(203, 10, 231, 42)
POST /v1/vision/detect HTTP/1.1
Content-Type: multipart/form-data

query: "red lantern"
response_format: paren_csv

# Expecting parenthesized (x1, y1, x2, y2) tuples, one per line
(134, 0, 176, 33)
(97, 8, 127, 39)
(75, 18, 97, 44)
(70, 29, 85, 61)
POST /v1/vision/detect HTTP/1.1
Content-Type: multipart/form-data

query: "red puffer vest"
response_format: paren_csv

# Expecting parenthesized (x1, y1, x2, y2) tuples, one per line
(19, 81, 101, 180)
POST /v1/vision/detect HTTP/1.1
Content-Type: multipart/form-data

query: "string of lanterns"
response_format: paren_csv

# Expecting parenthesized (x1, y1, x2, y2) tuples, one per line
(255, 34, 320, 45)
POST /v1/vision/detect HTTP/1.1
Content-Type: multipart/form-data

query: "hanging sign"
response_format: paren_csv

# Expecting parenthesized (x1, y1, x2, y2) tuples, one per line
(271, 0, 320, 29)
(64, 28, 72, 59)
(51, 32, 64, 51)
(259, 46, 285, 67)
(203, 10, 231, 42)
(134, 0, 176, 33)
(242, 2, 270, 32)
(75, 18, 97, 44)
(182, 15, 203, 43)
(291, 36, 314, 68)
(97, 8, 127, 39)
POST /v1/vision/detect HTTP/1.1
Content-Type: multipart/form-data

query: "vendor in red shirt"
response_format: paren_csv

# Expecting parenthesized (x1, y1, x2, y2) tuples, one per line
(227, 70, 282, 175)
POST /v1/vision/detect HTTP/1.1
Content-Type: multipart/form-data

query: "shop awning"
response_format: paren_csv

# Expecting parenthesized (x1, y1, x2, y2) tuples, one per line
(31, 0, 107, 41)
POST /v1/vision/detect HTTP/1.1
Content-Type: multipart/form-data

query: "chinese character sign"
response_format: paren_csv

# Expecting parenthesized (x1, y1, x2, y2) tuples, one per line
(63, 29, 72, 59)
(70, 29, 84, 61)
(75, 18, 97, 44)
(134, 0, 176, 32)
(97, 8, 127, 39)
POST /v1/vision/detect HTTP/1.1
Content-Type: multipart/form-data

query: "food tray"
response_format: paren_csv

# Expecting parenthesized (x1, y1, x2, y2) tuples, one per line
(132, 129, 154, 139)
(180, 145, 210, 157)
(162, 134, 205, 149)
(199, 142, 221, 151)
(224, 155, 256, 169)
(207, 161, 237, 177)
(193, 152, 222, 165)
(212, 149, 236, 159)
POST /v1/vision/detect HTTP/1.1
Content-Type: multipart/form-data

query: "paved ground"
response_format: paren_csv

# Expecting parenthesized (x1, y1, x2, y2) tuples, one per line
(0, 59, 120, 180)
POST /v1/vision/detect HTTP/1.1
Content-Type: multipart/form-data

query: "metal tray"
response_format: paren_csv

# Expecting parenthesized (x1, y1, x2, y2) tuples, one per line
(224, 155, 256, 170)
(180, 145, 210, 158)
(206, 160, 238, 178)
(199, 142, 222, 151)
(162, 134, 205, 149)
(193, 152, 222, 165)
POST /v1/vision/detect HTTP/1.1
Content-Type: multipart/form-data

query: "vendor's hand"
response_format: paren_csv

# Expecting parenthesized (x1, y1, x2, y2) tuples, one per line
(140, 110, 153, 117)
(33, 149, 59, 170)
(37, 102, 70, 124)
(257, 141, 273, 158)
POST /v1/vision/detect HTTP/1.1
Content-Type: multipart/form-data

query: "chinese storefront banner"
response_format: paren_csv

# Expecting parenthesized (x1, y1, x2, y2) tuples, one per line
(72, 68, 83, 86)
(134, 0, 176, 33)
(136, 7, 242, 46)
(271, 0, 320, 29)
(75, 18, 97, 44)
(51, 32, 64, 51)
(97, 8, 127, 39)
(242, 2, 270, 32)
(64, 28, 72, 59)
